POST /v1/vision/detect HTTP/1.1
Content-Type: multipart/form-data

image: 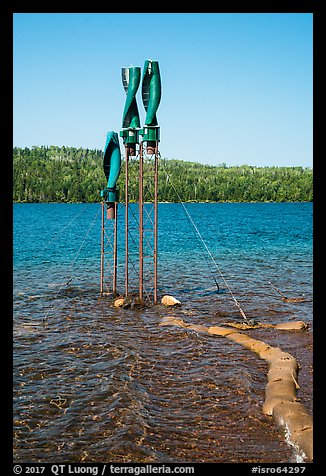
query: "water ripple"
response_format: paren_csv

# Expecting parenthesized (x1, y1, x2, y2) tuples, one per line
(13, 203, 312, 463)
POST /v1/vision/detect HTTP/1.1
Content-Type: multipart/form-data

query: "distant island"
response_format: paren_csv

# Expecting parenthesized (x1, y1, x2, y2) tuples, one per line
(13, 146, 312, 203)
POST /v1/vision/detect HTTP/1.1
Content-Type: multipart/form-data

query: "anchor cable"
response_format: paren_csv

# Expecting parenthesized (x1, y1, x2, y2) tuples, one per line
(160, 159, 249, 322)
(44, 202, 92, 248)
(43, 205, 101, 321)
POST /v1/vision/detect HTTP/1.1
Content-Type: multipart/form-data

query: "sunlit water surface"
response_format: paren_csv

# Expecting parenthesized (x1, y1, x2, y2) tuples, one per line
(13, 203, 313, 463)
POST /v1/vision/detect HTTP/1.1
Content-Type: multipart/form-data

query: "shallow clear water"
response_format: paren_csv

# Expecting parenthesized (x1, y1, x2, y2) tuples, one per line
(13, 202, 313, 463)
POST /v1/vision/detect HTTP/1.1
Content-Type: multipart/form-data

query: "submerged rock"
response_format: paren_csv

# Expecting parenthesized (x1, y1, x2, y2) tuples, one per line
(113, 296, 145, 309)
(160, 316, 186, 327)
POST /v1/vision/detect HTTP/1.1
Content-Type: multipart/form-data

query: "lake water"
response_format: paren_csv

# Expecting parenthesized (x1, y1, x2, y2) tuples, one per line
(13, 202, 313, 463)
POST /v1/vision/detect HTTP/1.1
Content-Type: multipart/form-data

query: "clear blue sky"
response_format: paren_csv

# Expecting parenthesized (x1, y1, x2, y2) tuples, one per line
(13, 13, 313, 167)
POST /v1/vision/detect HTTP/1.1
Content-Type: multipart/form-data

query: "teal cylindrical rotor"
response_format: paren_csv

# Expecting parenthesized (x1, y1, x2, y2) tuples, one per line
(101, 131, 121, 204)
(121, 66, 141, 129)
(142, 60, 161, 126)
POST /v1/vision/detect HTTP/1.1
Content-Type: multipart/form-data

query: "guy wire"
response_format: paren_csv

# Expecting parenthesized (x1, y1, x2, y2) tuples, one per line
(160, 159, 249, 322)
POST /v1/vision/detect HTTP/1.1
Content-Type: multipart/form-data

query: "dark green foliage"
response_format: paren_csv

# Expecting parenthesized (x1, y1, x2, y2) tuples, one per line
(13, 146, 313, 203)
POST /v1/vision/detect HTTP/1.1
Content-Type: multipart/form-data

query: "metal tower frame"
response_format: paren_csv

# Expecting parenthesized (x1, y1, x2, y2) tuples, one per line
(100, 201, 118, 296)
(124, 139, 159, 304)
(100, 60, 161, 305)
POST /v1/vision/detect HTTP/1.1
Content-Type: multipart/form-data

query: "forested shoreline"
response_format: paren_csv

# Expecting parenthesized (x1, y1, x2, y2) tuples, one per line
(13, 146, 313, 203)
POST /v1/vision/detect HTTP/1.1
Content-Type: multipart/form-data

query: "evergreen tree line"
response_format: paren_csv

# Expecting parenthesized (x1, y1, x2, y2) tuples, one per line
(13, 146, 313, 203)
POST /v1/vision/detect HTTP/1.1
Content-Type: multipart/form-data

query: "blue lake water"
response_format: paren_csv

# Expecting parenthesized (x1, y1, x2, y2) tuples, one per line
(13, 202, 313, 463)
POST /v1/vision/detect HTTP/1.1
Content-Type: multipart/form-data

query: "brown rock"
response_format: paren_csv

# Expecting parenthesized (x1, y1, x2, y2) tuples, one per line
(263, 395, 296, 415)
(260, 348, 294, 364)
(233, 336, 271, 355)
(282, 412, 313, 435)
(207, 326, 236, 336)
(282, 297, 306, 303)
(227, 332, 253, 344)
(274, 321, 308, 331)
(187, 324, 209, 333)
(291, 428, 313, 461)
(267, 366, 298, 383)
(265, 380, 296, 400)
(272, 401, 309, 422)
(269, 357, 299, 374)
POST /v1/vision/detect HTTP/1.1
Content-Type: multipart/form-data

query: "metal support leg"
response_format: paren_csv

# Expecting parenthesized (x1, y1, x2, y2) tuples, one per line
(113, 202, 118, 295)
(154, 143, 159, 304)
(100, 200, 118, 296)
(100, 201, 105, 294)
(139, 142, 144, 301)
(125, 145, 129, 298)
